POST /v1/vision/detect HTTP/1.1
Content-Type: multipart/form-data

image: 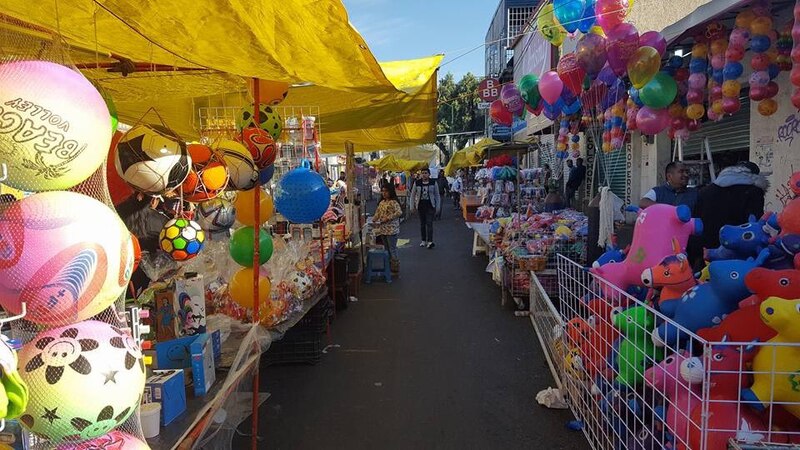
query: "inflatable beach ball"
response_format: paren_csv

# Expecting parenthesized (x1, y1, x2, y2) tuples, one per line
(274, 168, 331, 223)
(0, 191, 134, 325)
(237, 104, 283, 140)
(19, 321, 145, 443)
(0, 60, 112, 192)
(114, 124, 191, 196)
(216, 139, 259, 191)
(159, 218, 205, 261)
(55, 430, 149, 449)
(196, 198, 236, 232)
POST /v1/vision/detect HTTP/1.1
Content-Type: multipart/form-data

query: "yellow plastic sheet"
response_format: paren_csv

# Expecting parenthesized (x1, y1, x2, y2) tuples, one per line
(444, 139, 498, 176)
(381, 144, 439, 162)
(367, 155, 428, 173)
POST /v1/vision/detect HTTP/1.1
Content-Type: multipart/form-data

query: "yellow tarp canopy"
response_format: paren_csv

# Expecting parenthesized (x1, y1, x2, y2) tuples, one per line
(367, 155, 428, 173)
(445, 139, 499, 176)
(382, 144, 439, 162)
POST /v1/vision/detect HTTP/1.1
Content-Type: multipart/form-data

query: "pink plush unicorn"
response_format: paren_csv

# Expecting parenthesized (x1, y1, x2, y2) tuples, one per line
(644, 350, 701, 448)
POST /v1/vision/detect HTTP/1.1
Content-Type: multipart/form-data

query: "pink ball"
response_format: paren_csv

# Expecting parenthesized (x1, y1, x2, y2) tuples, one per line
(711, 55, 725, 70)
(688, 73, 707, 90)
(765, 81, 779, 98)
(750, 53, 771, 71)
(730, 28, 750, 47)
(710, 85, 723, 100)
(611, 137, 624, 148)
(750, 85, 768, 101)
(725, 46, 746, 62)
(687, 89, 704, 104)
(750, 70, 770, 87)
(722, 97, 741, 114)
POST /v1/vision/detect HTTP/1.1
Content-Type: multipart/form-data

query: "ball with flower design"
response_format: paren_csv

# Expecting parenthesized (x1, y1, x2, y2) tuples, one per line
(159, 218, 205, 261)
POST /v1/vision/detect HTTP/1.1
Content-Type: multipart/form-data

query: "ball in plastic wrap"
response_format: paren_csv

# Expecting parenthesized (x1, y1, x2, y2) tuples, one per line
(0, 61, 112, 192)
(55, 430, 149, 449)
(216, 139, 258, 191)
(114, 124, 191, 196)
(18, 321, 145, 444)
(237, 104, 283, 140)
(159, 218, 205, 261)
(274, 168, 330, 224)
(229, 268, 271, 309)
(0, 191, 134, 325)
(196, 198, 236, 232)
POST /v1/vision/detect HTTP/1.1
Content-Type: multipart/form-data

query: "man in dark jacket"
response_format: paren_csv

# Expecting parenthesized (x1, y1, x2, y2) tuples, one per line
(565, 158, 586, 209)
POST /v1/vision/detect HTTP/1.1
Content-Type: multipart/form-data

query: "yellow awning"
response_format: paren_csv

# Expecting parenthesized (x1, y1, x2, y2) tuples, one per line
(381, 144, 439, 162)
(367, 155, 428, 173)
(445, 138, 498, 176)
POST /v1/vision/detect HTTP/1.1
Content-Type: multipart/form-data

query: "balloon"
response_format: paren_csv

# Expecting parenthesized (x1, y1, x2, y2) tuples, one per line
(229, 226, 274, 267)
(639, 73, 677, 108)
(518, 74, 541, 108)
(750, 17, 773, 36)
(689, 58, 708, 74)
(490, 100, 513, 126)
(500, 83, 525, 116)
(596, 0, 629, 32)
(274, 168, 331, 224)
(553, 0, 586, 34)
(765, 81, 779, 99)
(639, 31, 667, 56)
(686, 104, 705, 120)
(750, 85, 768, 101)
(581, 80, 608, 109)
(750, 71, 770, 87)
(229, 268, 271, 309)
(627, 46, 661, 88)
(686, 89, 704, 104)
(750, 35, 771, 53)
(539, 71, 564, 105)
(538, 3, 566, 46)
(688, 73, 707, 90)
(636, 106, 671, 135)
(576, 33, 608, 76)
(606, 23, 640, 76)
(577, 0, 597, 33)
(736, 9, 756, 29)
(557, 53, 586, 96)
(723, 62, 744, 80)
(597, 63, 619, 85)
(722, 97, 741, 114)
(793, 90, 800, 110)
(542, 101, 562, 121)
(601, 79, 627, 110)
(562, 99, 583, 115)
(234, 188, 274, 226)
(730, 28, 750, 48)
(758, 98, 778, 116)
(721, 80, 741, 98)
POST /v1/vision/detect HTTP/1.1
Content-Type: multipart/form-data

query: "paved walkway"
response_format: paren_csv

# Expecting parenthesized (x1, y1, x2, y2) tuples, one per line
(253, 204, 583, 449)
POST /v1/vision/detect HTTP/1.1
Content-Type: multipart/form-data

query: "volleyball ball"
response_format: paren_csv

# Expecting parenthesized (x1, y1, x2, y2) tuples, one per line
(0, 191, 134, 325)
(196, 198, 236, 232)
(114, 124, 191, 196)
(216, 139, 258, 191)
(0, 60, 112, 192)
(159, 218, 205, 261)
(237, 104, 283, 140)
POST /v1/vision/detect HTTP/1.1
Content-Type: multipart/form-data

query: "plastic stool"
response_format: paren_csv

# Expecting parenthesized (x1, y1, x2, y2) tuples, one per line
(363, 249, 392, 284)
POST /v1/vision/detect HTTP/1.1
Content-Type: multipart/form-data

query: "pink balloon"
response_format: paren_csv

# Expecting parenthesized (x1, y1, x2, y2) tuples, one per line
(725, 46, 746, 62)
(730, 28, 750, 47)
(749, 71, 770, 87)
(750, 53, 770, 71)
(675, 128, 690, 140)
(688, 73, 706, 90)
(686, 89, 704, 104)
(636, 106, 671, 135)
(750, 86, 767, 101)
(611, 137, 624, 148)
(640, 31, 667, 56)
(722, 97, 741, 114)
(707, 108, 721, 121)
(596, 0, 629, 33)
(500, 84, 525, 116)
(765, 81, 779, 98)
(606, 23, 640, 77)
(711, 54, 725, 70)
(710, 85, 723, 99)
(539, 71, 564, 105)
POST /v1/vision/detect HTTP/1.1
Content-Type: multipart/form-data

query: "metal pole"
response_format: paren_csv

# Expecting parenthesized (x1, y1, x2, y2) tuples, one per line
(250, 78, 261, 450)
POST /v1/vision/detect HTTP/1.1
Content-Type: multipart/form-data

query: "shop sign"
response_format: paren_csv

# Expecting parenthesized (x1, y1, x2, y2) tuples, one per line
(478, 78, 501, 102)
(477, 102, 492, 110)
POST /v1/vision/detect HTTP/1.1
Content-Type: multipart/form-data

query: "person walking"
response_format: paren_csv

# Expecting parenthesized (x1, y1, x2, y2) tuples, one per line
(450, 170, 464, 209)
(411, 167, 441, 248)
(372, 183, 404, 274)
(564, 158, 586, 209)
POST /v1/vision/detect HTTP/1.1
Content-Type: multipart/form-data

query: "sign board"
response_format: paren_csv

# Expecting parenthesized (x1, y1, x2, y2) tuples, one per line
(477, 102, 492, 110)
(491, 124, 512, 142)
(478, 78, 501, 102)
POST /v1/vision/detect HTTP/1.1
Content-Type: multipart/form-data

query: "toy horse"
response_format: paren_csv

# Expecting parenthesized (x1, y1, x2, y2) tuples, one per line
(705, 213, 778, 261)
(641, 238, 697, 305)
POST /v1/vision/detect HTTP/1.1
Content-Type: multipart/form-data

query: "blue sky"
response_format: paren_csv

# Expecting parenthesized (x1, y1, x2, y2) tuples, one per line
(342, 0, 499, 80)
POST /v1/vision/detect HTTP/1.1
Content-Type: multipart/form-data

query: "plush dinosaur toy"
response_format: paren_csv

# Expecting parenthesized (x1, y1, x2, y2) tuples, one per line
(613, 306, 663, 387)
(705, 213, 778, 261)
(641, 238, 697, 306)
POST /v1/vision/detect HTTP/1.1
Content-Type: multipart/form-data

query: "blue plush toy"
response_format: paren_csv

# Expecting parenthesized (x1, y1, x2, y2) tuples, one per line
(764, 234, 800, 269)
(653, 249, 770, 348)
(592, 243, 628, 269)
(705, 214, 778, 261)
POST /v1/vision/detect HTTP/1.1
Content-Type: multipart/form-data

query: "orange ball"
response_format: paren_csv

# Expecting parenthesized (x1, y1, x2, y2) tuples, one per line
(201, 162, 228, 190)
(711, 100, 724, 115)
(758, 99, 778, 116)
(735, 9, 756, 29)
(187, 143, 213, 164)
(234, 189, 274, 226)
(750, 16, 773, 35)
(710, 39, 728, 55)
(669, 104, 686, 118)
(722, 80, 741, 98)
(247, 79, 290, 105)
(692, 43, 708, 59)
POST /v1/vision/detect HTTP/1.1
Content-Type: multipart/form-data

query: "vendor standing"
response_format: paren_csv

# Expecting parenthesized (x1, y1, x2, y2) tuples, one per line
(638, 161, 698, 210)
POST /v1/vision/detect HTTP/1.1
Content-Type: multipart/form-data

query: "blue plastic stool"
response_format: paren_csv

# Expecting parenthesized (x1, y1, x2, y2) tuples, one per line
(363, 249, 392, 284)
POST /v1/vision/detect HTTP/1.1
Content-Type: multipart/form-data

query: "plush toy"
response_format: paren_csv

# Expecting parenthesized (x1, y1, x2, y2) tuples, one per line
(654, 249, 770, 348)
(705, 213, 778, 261)
(565, 298, 621, 379)
(697, 305, 777, 344)
(591, 204, 702, 303)
(643, 350, 701, 447)
(741, 264, 800, 307)
(592, 241, 627, 268)
(641, 238, 697, 306)
(779, 197, 800, 236)
(764, 234, 800, 269)
(742, 297, 800, 420)
(613, 306, 664, 387)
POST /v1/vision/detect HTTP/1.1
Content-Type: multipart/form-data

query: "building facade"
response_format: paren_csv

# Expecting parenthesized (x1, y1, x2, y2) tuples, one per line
(484, 0, 539, 78)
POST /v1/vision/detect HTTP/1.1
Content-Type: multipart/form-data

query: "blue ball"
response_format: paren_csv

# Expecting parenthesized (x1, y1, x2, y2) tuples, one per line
(274, 168, 331, 223)
(712, 70, 723, 84)
(604, 121, 613, 131)
(668, 56, 684, 69)
(259, 164, 275, 185)
(768, 64, 780, 80)
(723, 62, 743, 80)
(612, 116, 624, 127)
(689, 59, 707, 74)
(750, 35, 770, 53)
(571, 134, 580, 143)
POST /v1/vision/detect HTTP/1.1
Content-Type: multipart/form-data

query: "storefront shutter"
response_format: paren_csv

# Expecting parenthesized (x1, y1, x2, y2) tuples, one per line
(683, 97, 751, 156)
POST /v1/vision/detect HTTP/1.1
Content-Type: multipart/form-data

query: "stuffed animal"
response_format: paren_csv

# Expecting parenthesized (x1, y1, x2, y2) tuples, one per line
(592, 237, 628, 269)
(764, 234, 800, 269)
(641, 238, 697, 306)
(643, 350, 701, 447)
(697, 305, 777, 344)
(742, 297, 800, 420)
(613, 306, 664, 387)
(566, 298, 621, 379)
(591, 204, 702, 304)
(654, 249, 770, 349)
(741, 264, 800, 307)
(705, 214, 778, 261)
(779, 197, 800, 236)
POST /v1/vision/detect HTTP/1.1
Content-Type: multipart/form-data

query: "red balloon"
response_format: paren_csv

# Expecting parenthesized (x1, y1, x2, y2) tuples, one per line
(596, 0, 629, 33)
(792, 69, 800, 88)
(671, 117, 687, 130)
(750, 53, 771, 71)
(722, 97, 741, 114)
(490, 100, 513, 126)
(710, 85, 723, 100)
(750, 86, 768, 101)
(793, 90, 800, 110)
(726, 46, 746, 63)
(687, 90, 704, 104)
(687, 119, 700, 131)
(674, 68, 690, 82)
(557, 53, 587, 96)
(765, 81, 779, 99)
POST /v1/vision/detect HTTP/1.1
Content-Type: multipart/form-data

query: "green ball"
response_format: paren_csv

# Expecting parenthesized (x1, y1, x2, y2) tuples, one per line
(639, 72, 678, 109)
(229, 226, 274, 267)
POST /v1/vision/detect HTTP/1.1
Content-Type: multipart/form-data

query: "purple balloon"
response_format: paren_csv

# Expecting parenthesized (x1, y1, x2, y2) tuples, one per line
(636, 106, 671, 135)
(576, 33, 608, 77)
(640, 31, 667, 57)
(597, 63, 619, 86)
(687, 73, 707, 90)
(543, 101, 562, 120)
(606, 23, 640, 77)
(601, 79, 626, 110)
(500, 84, 525, 116)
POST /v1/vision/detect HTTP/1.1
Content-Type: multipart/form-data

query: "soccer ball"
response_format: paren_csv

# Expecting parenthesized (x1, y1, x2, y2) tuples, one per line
(114, 124, 191, 196)
(236, 104, 283, 140)
(240, 127, 277, 169)
(181, 143, 229, 202)
(216, 139, 258, 191)
(159, 218, 205, 261)
(196, 198, 236, 232)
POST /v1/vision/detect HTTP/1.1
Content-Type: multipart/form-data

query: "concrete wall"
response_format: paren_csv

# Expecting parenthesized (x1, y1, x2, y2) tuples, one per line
(630, 132, 672, 203)
(626, 0, 713, 36)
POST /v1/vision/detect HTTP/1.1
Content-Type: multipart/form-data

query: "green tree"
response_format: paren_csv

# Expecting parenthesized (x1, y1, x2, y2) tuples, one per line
(437, 72, 485, 152)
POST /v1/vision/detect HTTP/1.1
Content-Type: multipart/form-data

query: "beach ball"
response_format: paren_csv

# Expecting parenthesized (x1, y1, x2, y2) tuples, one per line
(274, 168, 330, 223)
(18, 321, 145, 443)
(229, 268, 271, 309)
(240, 127, 277, 169)
(55, 430, 149, 450)
(216, 139, 258, 191)
(0, 191, 134, 325)
(181, 143, 228, 202)
(159, 218, 205, 261)
(234, 189, 274, 226)
(114, 124, 191, 196)
(196, 198, 236, 232)
(247, 79, 290, 105)
(237, 104, 283, 140)
(0, 60, 112, 192)
(229, 226, 274, 267)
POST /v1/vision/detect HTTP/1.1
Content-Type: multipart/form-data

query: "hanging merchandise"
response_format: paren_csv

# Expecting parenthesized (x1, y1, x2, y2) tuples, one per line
(722, 11, 750, 116)
(538, 3, 566, 46)
(595, 0, 630, 33)
(686, 42, 709, 121)
(196, 198, 237, 232)
(707, 23, 729, 121)
(241, 127, 278, 169)
(749, 1, 779, 115)
(500, 83, 525, 116)
(159, 218, 206, 261)
(636, 106, 671, 135)
(237, 103, 283, 140)
(639, 72, 678, 109)
(540, 71, 565, 105)
(490, 99, 513, 126)
(114, 124, 192, 196)
(274, 167, 331, 224)
(229, 226, 274, 267)
(793, 0, 800, 109)
(233, 188, 274, 226)
(181, 143, 229, 202)
(576, 32, 608, 77)
(228, 268, 271, 309)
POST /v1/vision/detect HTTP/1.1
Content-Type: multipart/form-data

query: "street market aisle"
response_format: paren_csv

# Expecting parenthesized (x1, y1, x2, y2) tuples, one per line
(254, 205, 582, 449)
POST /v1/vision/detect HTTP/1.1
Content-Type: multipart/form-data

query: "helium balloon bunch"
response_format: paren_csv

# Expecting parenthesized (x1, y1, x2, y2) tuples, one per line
(596, 0, 630, 34)
(686, 42, 708, 121)
(608, 99, 628, 150)
(601, 108, 614, 153)
(793, 0, 800, 109)
(707, 25, 729, 121)
(557, 119, 570, 152)
(538, 3, 566, 47)
(606, 23, 639, 77)
(570, 134, 581, 158)
(722, 11, 750, 115)
(625, 97, 639, 131)
(576, 32, 608, 78)
(748, 1, 779, 116)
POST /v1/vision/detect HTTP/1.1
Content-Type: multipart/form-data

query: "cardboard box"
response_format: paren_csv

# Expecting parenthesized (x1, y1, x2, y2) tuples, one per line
(144, 369, 187, 426)
(154, 288, 177, 341)
(155, 335, 195, 370)
(174, 273, 206, 336)
(190, 334, 216, 396)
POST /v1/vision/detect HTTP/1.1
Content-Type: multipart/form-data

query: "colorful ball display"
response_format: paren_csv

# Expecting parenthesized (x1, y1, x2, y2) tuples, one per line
(196, 198, 236, 232)
(18, 321, 145, 443)
(240, 128, 277, 169)
(234, 189, 274, 226)
(181, 143, 228, 202)
(0, 191, 134, 325)
(229, 226, 274, 267)
(274, 168, 331, 224)
(216, 139, 259, 191)
(159, 218, 205, 261)
(229, 268, 271, 309)
(55, 430, 149, 450)
(114, 124, 191, 196)
(237, 104, 283, 140)
(0, 61, 112, 192)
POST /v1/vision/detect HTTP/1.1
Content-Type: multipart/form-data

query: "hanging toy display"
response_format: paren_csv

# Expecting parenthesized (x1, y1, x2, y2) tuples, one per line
(608, 99, 627, 150)
(708, 23, 729, 121)
(776, 22, 793, 72)
(570, 134, 581, 158)
(557, 119, 570, 153)
(686, 42, 708, 121)
(790, 0, 800, 109)
(722, 11, 750, 115)
(749, 1, 779, 116)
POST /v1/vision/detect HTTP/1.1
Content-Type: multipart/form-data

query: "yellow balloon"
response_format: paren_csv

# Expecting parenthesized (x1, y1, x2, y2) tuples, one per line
(229, 268, 271, 309)
(628, 46, 662, 89)
(758, 99, 778, 116)
(735, 9, 756, 29)
(750, 16, 773, 36)
(234, 189, 274, 226)
(589, 26, 606, 37)
(711, 100, 724, 115)
(686, 104, 705, 120)
(722, 80, 741, 98)
(538, 4, 565, 47)
(692, 43, 708, 59)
